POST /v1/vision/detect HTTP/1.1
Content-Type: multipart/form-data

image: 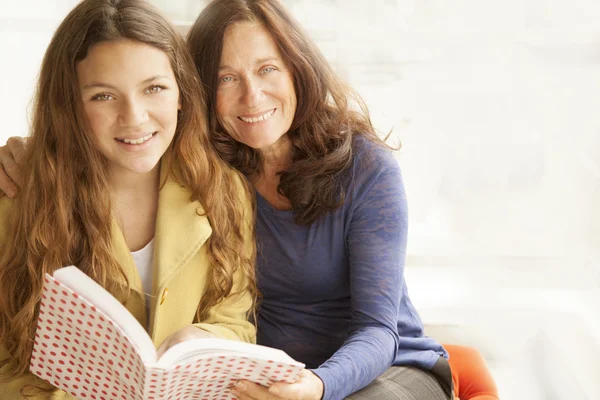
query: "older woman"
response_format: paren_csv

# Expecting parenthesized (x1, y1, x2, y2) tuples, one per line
(0, 1, 452, 399)
(188, 1, 452, 399)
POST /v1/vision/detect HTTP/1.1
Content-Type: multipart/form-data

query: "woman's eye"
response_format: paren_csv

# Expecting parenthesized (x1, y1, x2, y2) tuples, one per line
(146, 85, 164, 94)
(92, 94, 114, 101)
(261, 67, 276, 74)
(220, 76, 233, 83)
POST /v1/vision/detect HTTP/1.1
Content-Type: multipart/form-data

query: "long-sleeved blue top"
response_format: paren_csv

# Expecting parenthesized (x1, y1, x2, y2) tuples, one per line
(255, 136, 448, 400)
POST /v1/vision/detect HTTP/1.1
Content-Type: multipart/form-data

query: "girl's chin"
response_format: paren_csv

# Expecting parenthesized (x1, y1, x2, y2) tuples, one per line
(110, 160, 162, 176)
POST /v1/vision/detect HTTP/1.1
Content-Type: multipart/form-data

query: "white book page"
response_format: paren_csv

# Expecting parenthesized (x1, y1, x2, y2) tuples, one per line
(53, 266, 157, 364)
(156, 338, 303, 368)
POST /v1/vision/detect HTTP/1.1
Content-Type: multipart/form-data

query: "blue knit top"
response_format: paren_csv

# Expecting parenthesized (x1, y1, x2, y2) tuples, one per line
(255, 136, 447, 400)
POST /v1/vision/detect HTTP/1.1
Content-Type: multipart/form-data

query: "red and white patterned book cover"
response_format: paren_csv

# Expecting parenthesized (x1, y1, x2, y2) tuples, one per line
(30, 266, 304, 400)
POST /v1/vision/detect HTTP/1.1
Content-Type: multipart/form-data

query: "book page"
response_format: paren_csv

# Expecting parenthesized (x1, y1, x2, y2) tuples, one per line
(150, 338, 305, 399)
(53, 266, 156, 363)
(157, 338, 301, 367)
(30, 271, 151, 400)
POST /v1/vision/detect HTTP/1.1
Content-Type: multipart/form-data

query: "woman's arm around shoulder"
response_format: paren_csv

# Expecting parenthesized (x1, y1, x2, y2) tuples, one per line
(0, 137, 26, 198)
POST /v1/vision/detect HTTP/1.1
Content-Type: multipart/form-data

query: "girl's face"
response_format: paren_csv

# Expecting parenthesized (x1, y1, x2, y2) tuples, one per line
(216, 22, 297, 151)
(76, 39, 180, 177)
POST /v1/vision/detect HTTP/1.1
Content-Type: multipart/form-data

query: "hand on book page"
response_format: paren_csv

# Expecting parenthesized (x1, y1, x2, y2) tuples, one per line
(29, 266, 305, 400)
(156, 325, 217, 358)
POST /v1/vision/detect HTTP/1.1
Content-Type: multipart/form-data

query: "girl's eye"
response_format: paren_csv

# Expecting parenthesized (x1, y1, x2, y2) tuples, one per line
(219, 76, 233, 83)
(92, 94, 114, 101)
(145, 85, 165, 94)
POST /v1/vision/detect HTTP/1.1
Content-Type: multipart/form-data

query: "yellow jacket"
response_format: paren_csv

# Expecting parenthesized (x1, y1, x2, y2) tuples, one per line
(0, 169, 256, 399)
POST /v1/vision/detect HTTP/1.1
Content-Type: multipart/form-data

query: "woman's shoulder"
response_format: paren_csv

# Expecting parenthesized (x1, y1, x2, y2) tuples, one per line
(351, 134, 401, 178)
(346, 135, 406, 211)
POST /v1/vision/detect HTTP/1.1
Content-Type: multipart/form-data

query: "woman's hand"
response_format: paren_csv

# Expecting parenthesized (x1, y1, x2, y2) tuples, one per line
(156, 325, 216, 358)
(232, 369, 324, 400)
(0, 136, 27, 198)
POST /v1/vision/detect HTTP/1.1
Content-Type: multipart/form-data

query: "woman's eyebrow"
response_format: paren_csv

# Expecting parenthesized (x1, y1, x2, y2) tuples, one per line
(219, 57, 280, 71)
(254, 57, 278, 65)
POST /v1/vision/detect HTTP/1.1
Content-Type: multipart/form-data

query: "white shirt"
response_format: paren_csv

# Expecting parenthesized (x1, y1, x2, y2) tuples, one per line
(130, 238, 155, 319)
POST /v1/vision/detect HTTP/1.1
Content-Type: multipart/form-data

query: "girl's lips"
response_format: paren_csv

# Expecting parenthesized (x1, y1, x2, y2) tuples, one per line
(115, 132, 157, 145)
(115, 132, 157, 151)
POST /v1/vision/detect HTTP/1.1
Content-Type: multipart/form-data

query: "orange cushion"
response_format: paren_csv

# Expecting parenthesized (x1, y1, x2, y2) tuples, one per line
(443, 344, 500, 400)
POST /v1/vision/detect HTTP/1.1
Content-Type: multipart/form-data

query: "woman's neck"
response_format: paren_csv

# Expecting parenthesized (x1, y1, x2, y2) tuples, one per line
(110, 165, 161, 252)
(251, 135, 293, 210)
(256, 135, 293, 183)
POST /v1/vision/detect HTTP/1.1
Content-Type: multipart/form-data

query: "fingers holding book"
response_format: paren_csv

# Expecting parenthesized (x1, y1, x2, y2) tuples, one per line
(232, 369, 324, 400)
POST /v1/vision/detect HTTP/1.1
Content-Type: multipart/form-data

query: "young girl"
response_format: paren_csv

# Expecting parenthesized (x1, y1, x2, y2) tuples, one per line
(0, 0, 257, 398)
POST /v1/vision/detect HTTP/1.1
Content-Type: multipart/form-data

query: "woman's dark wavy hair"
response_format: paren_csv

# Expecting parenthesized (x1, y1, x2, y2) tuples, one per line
(188, 0, 388, 224)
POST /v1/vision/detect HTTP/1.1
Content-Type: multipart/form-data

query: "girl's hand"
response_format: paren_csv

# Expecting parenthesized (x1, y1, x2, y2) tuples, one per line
(0, 136, 26, 198)
(232, 369, 324, 400)
(156, 325, 216, 358)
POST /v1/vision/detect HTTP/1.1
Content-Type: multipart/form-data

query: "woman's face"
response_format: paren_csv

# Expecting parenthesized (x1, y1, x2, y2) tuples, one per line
(76, 39, 181, 177)
(216, 22, 297, 150)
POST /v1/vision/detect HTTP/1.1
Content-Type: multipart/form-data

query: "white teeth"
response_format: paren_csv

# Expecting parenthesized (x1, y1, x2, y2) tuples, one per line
(239, 109, 275, 123)
(119, 132, 154, 145)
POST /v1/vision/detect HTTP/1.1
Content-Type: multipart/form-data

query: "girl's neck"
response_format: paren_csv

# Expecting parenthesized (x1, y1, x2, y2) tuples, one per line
(110, 165, 161, 252)
(109, 165, 161, 199)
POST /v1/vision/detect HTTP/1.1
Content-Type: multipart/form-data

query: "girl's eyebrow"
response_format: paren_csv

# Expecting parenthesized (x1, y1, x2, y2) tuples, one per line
(82, 75, 172, 90)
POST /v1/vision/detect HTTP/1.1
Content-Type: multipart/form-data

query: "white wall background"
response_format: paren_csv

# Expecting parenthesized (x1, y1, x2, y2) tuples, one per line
(1, 1, 599, 398)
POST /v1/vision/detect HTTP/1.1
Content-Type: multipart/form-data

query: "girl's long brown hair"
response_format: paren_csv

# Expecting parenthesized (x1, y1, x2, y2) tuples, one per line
(0, 0, 256, 380)
(188, 0, 387, 224)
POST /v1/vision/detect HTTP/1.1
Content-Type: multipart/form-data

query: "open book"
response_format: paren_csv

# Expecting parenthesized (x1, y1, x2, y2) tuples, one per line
(30, 266, 304, 400)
